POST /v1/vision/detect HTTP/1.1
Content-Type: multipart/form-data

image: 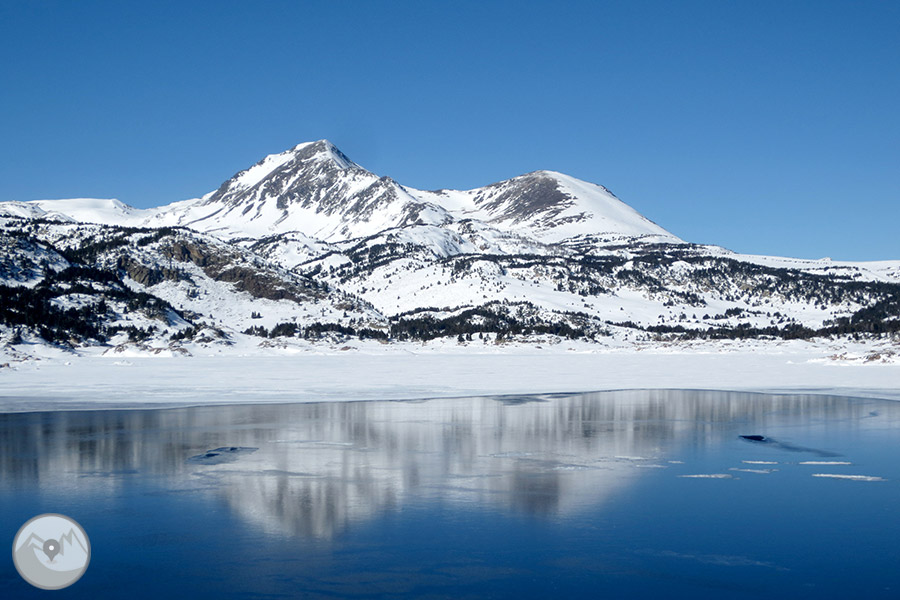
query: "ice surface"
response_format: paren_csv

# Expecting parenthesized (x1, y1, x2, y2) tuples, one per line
(1, 344, 899, 411)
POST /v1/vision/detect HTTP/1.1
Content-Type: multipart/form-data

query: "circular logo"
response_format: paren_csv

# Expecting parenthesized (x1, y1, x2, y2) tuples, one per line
(12, 514, 91, 590)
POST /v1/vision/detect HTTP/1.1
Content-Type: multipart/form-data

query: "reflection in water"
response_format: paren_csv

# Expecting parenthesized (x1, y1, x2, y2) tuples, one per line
(0, 390, 894, 539)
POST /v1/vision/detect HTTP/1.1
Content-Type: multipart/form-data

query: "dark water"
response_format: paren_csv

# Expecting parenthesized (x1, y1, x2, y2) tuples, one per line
(1, 390, 899, 599)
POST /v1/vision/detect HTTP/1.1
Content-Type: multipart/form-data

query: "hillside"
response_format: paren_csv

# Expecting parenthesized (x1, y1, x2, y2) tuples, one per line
(1, 141, 898, 360)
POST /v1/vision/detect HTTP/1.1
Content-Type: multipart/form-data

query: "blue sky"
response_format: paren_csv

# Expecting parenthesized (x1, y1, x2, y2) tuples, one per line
(1, 1, 897, 260)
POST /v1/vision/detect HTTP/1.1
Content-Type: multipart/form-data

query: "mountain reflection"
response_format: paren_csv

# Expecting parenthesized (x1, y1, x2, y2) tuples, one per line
(0, 390, 890, 539)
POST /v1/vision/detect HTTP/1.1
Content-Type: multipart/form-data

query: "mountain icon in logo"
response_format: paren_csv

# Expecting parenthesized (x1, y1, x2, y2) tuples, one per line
(12, 514, 91, 590)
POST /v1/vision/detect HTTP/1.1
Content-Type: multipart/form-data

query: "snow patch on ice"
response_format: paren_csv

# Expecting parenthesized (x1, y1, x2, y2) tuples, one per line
(811, 473, 885, 482)
(729, 468, 777, 474)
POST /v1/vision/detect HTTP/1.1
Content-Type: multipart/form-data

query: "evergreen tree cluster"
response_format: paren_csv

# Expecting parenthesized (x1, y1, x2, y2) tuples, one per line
(387, 304, 586, 341)
(0, 284, 104, 344)
(241, 321, 389, 340)
(0, 261, 186, 345)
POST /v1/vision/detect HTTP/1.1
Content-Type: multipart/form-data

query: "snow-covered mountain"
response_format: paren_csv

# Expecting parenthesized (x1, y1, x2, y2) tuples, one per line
(3, 140, 677, 245)
(1, 140, 898, 357)
(145, 141, 440, 241)
(411, 169, 674, 243)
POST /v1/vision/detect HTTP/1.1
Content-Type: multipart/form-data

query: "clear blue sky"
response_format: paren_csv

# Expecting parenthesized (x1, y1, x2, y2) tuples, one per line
(1, 1, 897, 260)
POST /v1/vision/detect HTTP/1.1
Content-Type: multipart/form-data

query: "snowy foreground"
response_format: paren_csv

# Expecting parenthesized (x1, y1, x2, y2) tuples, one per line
(1, 337, 898, 411)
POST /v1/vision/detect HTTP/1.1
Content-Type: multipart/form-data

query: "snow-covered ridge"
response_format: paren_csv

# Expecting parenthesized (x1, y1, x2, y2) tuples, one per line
(407, 170, 675, 243)
(0, 198, 142, 224)
(0, 140, 678, 245)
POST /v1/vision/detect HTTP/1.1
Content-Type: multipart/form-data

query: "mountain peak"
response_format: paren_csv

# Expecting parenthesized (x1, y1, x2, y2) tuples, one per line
(294, 139, 356, 170)
(225, 141, 357, 192)
(516, 170, 615, 195)
(452, 169, 674, 242)
(287, 139, 333, 156)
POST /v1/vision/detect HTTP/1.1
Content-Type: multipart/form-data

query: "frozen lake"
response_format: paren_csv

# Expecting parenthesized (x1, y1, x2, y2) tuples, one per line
(1, 390, 899, 598)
